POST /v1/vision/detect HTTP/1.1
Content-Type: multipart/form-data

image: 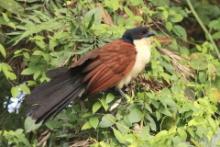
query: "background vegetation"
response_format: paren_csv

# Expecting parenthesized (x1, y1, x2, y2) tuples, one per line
(1, 0, 220, 146)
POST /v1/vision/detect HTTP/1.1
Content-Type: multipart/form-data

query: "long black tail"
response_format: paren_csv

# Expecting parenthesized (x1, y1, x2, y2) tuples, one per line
(26, 67, 86, 123)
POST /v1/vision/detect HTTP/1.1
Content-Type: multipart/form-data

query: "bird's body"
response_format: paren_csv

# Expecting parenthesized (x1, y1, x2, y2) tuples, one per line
(26, 27, 155, 123)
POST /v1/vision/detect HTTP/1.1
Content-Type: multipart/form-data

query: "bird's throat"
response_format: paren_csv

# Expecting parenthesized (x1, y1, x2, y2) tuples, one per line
(117, 38, 152, 88)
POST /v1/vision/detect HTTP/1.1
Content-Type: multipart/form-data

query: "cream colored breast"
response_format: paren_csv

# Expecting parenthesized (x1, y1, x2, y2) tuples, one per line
(117, 38, 152, 88)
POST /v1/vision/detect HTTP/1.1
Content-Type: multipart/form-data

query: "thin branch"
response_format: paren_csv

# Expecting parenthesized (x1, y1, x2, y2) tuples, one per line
(186, 0, 220, 59)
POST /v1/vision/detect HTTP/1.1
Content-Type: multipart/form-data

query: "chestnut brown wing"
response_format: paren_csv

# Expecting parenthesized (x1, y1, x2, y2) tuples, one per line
(81, 40, 136, 94)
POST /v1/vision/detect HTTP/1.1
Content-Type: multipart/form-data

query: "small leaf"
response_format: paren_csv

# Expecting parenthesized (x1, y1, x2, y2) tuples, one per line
(11, 86, 20, 97)
(104, 0, 120, 11)
(87, 13, 95, 29)
(209, 19, 220, 30)
(165, 22, 173, 31)
(212, 32, 220, 40)
(21, 68, 34, 75)
(149, 0, 169, 6)
(20, 83, 30, 94)
(99, 114, 116, 128)
(89, 117, 99, 129)
(100, 98, 108, 111)
(81, 122, 92, 130)
(24, 117, 41, 133)
(92, 102, 102, 113)
(0, 43, 6, 58)
(128, 0, 143, 6)
(172, 25, 187, 40)
(106, 93, 115, 103)
(0, 63, 17, 80)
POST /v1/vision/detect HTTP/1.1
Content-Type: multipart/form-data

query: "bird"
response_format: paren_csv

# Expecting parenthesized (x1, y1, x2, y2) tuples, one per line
(26, 26, 155, 123)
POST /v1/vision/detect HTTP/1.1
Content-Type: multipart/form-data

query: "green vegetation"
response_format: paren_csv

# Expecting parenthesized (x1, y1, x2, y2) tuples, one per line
(1, 0, 220, 146)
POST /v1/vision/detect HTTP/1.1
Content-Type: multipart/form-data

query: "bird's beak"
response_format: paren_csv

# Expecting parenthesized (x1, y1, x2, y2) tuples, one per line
(144, 32, 155, 38)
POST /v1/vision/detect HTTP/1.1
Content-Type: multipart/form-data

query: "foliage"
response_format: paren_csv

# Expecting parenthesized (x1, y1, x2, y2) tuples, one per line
(1, 0, 220, 146)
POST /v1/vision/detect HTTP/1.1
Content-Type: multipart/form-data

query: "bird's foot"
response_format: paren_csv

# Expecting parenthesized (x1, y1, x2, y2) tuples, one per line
(116, 88, 133, 103)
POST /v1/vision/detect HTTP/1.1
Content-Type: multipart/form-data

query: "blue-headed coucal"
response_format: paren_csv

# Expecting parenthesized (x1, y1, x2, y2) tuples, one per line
(26, 26, 155, 123)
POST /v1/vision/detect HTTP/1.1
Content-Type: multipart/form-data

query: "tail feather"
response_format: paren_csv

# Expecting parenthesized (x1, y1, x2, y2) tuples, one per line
(40, 87, 85, 123)
(26, 67, 86, 123)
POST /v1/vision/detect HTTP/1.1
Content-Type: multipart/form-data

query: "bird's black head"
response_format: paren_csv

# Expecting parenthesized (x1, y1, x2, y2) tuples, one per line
(122, 27, 155, 44)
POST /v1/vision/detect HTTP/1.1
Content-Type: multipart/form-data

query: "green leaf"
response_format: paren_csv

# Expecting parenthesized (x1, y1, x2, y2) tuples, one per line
(89, 117, 99, 129)
(113, 128, 127, 144)
(92, 102, 102, 113)
(0, 0, 24, 14)
(21, 68, 34, 75)
(128, 108, 143, 123)
(20, 83, 30, 94)
(149, 0, 169, 6)
(11, 86, 20, 97)
(165, 22, 173, 31)
(128, 0, 143, 6)
(172, 25, 187, 40)
(212, 32, 220, 40)
(0, 63, 16, 80)
(0, 43, 6, 58)
(146, 114, 157, 131)
(104, 0, 120, 11)
(99, 114, 116, 128)
(81, 122, 92, 130)
(106, 93, 115, 104)
(190, 53, 208, 70)
(169, 9, 184, 23)
(24, 117, 41, 133)
(209, 18, 220, 30)
(100, 98, 109, 111)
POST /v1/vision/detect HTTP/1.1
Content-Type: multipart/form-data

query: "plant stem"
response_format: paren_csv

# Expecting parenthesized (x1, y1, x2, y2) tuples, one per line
(186, 0, 220, 59)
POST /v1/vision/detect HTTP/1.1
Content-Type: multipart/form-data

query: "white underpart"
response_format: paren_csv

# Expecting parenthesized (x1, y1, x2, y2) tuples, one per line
(117, 38, 152, 88)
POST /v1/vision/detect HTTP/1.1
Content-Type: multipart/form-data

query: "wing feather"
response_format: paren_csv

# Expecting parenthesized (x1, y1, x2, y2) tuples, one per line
(84, 40, 136, 94)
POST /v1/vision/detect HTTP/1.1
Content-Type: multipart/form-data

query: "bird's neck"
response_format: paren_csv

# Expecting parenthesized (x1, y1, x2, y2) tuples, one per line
(133, 39, 152, 63)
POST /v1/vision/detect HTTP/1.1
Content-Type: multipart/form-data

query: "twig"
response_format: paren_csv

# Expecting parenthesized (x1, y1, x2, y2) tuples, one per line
(186, 0, 220, 59)
(157, 48, 195, 79)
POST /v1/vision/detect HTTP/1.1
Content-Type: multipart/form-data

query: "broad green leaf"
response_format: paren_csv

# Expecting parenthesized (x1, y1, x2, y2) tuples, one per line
(172, 25, 187, 40)
(128, 108, 143, 123)
(106, 93, 115, 103)
(21, 68, 34, 75)
(209, 19, 220, 30)
(0, 63, 17, 80)
(20, 83, 30, 94)
(169, 11, 183, 23)
(89, 117, 99, 129)
(11, 86, 20, 97)
(190, 53, 208, 70)
(165, 22, 173, 31)
(99, 114, 116, 128)
(81, 122, 92, 130)
(24, 117, 41, 133)
(100, 98, 108, 111)
(212, 32, 220, 40)
(146, 114, 157, 131)
(92, 102, 102, 113)
(113, 128, 127, 144)
(0, 43, 6, 58)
